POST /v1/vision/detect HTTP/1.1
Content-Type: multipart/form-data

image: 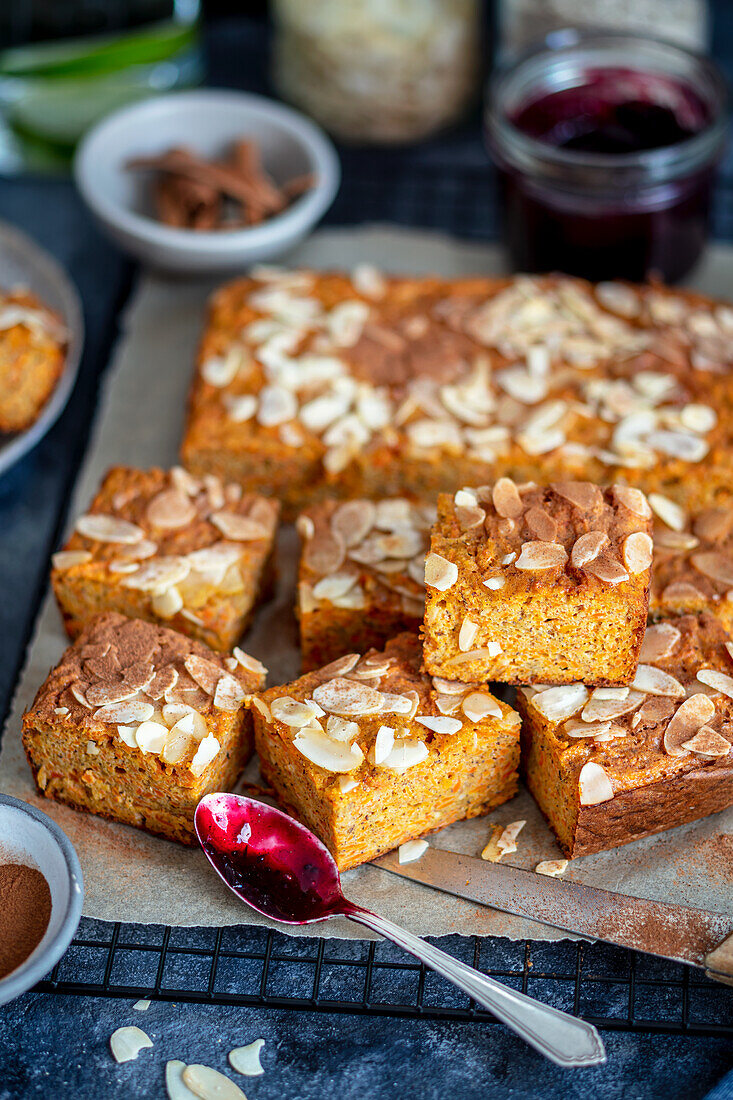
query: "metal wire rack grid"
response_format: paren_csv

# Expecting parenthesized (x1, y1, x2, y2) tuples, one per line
(36, 920, 733, 1037)
(23, 154, 733, 1037)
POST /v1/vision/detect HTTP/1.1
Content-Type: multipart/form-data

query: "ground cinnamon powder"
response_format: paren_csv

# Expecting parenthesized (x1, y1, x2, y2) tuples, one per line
(0, 863, 52, 980)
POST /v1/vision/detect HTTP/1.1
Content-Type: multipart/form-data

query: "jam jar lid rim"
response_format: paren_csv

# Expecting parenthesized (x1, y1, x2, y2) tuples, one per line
(486, 29, 729, 185)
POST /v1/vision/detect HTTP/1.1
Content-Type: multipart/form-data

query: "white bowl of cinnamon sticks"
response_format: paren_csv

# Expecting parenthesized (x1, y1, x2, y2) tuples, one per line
(74, 89, 340, 274)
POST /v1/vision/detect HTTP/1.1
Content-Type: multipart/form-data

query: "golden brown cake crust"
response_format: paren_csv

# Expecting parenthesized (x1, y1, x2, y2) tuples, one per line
(296, 498, 431, 669)
(51, 466, 279, 651)
(22, 613, 266, 843)
(250, 633, 521, 869)
(181, 269, 733, 515)
(519, 612, 733, 857)
(0, 288, 67, 433)
(423, 480, 652, 686)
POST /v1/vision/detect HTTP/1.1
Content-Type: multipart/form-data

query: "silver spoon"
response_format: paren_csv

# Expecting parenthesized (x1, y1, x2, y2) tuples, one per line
(194, 793, 606, 1067)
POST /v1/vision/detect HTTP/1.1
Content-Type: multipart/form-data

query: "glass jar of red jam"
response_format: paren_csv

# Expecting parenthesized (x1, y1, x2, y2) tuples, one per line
(485, 30, 728, 283)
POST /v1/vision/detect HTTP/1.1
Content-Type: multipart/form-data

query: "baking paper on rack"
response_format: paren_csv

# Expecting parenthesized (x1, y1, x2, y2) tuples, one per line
(0, 226, 731, 937)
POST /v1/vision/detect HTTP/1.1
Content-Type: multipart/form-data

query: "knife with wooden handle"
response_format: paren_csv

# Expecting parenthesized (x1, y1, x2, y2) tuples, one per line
(373, 848, 733, 983)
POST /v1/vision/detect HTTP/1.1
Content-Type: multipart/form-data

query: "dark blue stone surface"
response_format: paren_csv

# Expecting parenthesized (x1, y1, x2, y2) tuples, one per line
(0, 14, 732, 1099)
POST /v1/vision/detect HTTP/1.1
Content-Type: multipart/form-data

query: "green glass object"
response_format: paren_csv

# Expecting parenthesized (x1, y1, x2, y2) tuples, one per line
(0, 1, 202, 172)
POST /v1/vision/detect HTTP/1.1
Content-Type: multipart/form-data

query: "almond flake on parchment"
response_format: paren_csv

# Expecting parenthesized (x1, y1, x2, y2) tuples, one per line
(535, 859, 569, 877)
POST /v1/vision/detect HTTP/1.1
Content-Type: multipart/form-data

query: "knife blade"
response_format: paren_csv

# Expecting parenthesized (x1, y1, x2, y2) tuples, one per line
(373, 847, 733, 981)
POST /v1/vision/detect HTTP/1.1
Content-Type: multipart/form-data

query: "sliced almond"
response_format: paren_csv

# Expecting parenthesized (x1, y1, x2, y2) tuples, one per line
(398, 839, 429, 864)
(492, 477, 523, 518)
(325, 715, 360, 742)
(303, 527, 345, 576)
(424, 552, 458, 591)
(649, 493, 686, 532)
(535, 859, 569, 877)
(146, 489, 197, 529)
(661, 581, 707, 602)
(377, 739, 429, 771)
(135, 720, 169, 754)
(232, 647, 267, 678)
(524, 506, 557, 542)
(372, 725, 395, 765)
(293, 725, 364, 772)
(571, 531, 607, 569)
(312, 677, 383, 716)
(664, 694, 716, 755)
(190, 734, 220, 776)
(415, 715, 463, 735)
(691, 551, 733, 588)
(213, 675, 246, 711)
(696, 668, 733, 699)
(271, 696, 321, 727)
(681, 725, 731, 757)
(211, 511, 271, 541)
(584, 553, 629, 585)
(121, 556, 190, 593)
(95, 700, 154, 724)
(581, 690, 645, 723)
(110, 1026, 153, 1063)
(693, 507, 733, 543)
(461, 692, 502, 722)
(515, 541, 568, 571)
(563, 719, 613, 739)
(182, 1064, 247, 1100)
(161, 726, 193, 764)
(444, 644, 502, 666)
(52, 550, 92, 570)
(76, 514, 143, 544)
(331, 500, 376, 547)
(639, 623, 681, 662)
(532, 683, 588, 723)
(152, 587, 184, 619)
(623, 532, 653, 574)
(578, 762, 614, 805)
(613, 485, 652, 519)
(229, 1039, 265, 1077)
(553, 481, 603, 512)
(458, 617, 479, 652)
(631, 665, 686, 697)
(184, 654, 223, 696)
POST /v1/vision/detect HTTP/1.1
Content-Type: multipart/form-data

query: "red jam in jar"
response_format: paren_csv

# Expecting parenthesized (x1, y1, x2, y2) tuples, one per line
(486, 32, 728, 283)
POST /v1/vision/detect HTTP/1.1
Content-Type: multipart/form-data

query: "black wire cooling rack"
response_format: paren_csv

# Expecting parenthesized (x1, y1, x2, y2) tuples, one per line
(23, 147, 733, 1038)
(36, 919, 733, 1037)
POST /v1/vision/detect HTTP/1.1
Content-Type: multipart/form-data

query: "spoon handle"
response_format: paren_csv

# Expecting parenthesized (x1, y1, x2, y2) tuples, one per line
(345, 905, 606, 1067)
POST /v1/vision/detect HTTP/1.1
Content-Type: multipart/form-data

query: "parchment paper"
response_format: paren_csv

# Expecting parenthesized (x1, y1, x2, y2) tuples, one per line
(1, 226, 731, 939)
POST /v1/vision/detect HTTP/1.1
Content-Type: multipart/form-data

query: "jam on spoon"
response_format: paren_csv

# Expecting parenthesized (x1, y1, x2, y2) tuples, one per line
(195, 793, 606, 1068)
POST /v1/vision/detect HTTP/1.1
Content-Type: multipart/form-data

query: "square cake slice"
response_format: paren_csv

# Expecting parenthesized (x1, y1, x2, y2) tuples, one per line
(249, 633, 520, 870)
(51, 466, 279, 652)
(649, 492, 733, 630)
(518, 612, 733, 858)
(422, 480, 653, 686)
(296, 498, 431, 670)
(22, 613, 266, 844)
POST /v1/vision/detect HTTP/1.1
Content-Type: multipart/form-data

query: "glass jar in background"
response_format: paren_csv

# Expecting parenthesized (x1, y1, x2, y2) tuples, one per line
(498, 0, 709, 58)
(272, 0, 481, 144)
(485, 30, 728, 283)
(0, 0, 202, 173)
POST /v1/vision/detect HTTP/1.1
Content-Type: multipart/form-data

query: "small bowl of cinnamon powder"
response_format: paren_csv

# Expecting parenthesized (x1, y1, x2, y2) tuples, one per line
(0, 794, 83, 1005)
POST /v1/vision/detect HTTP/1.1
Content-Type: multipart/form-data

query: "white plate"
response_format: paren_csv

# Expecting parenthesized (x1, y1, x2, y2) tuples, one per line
(0, 219, 84, 477)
